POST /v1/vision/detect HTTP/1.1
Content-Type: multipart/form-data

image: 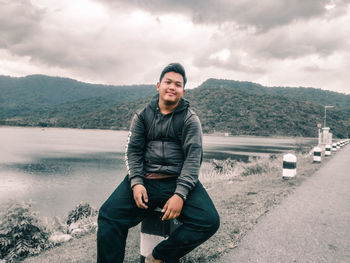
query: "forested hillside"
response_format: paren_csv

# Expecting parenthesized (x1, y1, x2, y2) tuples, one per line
(200, 79, 350, 113)
(0, 75, 155, 118)
(185, 86, 349, 138)
(1, 75, 349, 138)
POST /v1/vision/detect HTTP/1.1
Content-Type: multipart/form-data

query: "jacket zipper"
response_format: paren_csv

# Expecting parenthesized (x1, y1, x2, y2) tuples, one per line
(158, 110, 165, 165)
(162, 140, 165, 164)
(161, 115, 165, 163)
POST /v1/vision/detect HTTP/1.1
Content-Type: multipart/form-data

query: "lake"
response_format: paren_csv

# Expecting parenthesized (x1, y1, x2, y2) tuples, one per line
(0, 127, 317, 217)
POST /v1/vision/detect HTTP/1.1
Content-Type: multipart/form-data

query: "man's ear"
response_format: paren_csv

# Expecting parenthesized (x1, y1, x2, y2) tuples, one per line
(183, 89, 186, 95)
(156, 82, 160, 91)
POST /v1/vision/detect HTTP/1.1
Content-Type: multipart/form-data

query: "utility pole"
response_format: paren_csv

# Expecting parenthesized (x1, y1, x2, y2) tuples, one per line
(317, 123, 322, 145)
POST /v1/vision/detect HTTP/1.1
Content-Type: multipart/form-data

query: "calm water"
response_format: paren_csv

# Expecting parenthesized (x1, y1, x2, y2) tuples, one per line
(0, 127, 317, 217)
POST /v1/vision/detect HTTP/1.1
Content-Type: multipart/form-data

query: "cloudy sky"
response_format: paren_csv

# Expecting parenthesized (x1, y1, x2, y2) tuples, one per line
(1, 0, 350, 94)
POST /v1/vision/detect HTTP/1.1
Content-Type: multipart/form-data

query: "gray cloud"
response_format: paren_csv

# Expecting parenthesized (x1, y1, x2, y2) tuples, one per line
(0, 0, 349, 93)
(0, 0, 190, 83)
(302, 65, 327, 72)
(0, 1, 44, 48)
(97, 0, 348, 31)
(201, 9, 350, 64)
(0, 2, 123, 81)
(254, 18, 350, 59)
(192, 46, 266, 74)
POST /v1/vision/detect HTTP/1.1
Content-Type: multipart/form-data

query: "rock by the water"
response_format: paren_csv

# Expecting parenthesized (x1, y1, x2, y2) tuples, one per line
(49, 232, 72, 244)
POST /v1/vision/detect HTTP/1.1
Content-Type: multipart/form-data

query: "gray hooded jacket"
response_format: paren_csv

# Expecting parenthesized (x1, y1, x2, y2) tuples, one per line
(125, 95, 203, 199)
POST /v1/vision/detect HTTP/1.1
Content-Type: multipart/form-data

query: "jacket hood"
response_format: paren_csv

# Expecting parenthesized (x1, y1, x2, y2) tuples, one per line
(148, 93, 189, 113)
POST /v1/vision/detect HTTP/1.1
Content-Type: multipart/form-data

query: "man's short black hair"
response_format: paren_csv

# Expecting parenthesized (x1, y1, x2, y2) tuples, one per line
(159, 63, 187, 87)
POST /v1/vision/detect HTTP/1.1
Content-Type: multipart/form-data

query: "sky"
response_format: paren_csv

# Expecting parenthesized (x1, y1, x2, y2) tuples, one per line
(1, 0, 350, 94)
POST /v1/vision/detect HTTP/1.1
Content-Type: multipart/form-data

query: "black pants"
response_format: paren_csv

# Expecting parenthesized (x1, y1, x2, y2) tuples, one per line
(97, 176, 220, 263)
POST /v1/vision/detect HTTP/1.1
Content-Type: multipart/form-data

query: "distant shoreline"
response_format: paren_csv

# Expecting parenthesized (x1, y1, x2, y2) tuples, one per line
(0, 125, 320, 139)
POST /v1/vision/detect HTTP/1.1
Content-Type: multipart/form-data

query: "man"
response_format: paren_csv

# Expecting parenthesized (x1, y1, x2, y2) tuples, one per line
(97, 63, 220, 263)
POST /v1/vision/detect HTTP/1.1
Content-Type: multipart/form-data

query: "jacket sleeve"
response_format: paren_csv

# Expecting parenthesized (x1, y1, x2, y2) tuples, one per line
(125, 113, 146, 188)
(175, 113, 203, 199)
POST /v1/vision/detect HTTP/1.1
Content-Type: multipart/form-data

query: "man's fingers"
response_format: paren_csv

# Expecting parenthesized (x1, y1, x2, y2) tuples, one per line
(168, 211, 175, 220)
(162, 213, 169, 221)
(138, 201, 148, 209)
(161, 195, 184, 220)
(162, 208, 171, 221)
(138, 193, 148, 209)
(162, 208, 179, 220)
(161, 203, 168, 220)
(136, 195, 143, 208)
(133, 185, 148, 209)
(169, 211, 179, 220)
(162, 202, 168, 213)
(142, 190, 149, 203)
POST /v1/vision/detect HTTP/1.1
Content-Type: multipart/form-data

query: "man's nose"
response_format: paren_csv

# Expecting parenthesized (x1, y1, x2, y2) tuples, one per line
(168, 83, 176, 90)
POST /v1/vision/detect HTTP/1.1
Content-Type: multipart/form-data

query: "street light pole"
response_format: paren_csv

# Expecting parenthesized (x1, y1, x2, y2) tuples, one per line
(317, 123, 322, 145)
(324, 106, 334, 128)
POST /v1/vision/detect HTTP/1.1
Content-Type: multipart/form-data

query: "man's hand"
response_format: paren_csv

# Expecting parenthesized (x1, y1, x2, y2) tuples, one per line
(133, 184, 148, 209)
(161, 194, 184, 221)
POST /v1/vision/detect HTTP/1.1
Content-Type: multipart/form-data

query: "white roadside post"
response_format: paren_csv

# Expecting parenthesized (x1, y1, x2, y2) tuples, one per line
(140, 208, 181, 263)
(282, 153, 297, 179)
(332, 143, 337, 152)
(313, 146, 322, 162)
(325, 145, 331, 156)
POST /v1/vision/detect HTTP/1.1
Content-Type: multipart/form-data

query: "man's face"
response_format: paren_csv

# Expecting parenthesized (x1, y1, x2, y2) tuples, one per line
(157, 71, 185, 106)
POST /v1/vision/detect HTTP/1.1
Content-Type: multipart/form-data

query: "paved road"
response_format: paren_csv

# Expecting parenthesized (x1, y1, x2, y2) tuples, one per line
(215, 145, 350, 263)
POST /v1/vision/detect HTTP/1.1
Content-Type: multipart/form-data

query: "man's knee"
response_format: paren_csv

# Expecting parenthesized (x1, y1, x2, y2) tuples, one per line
(97, 206, 108, 238)
(208, 212, 220, 235)
(97, 203, 107, 223)
(97, 202, 117, 232)
(195, 209, 220, 238)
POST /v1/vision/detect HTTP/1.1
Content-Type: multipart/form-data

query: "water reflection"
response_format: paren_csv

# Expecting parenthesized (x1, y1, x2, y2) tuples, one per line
(3, 152, 122, 175)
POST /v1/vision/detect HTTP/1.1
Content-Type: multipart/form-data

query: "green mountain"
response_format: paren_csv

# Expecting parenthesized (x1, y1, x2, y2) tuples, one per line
(185, 85, 349, 138)
(200, 79, 350, 113)
(1, 75, 349, 138)
(0, 74, 155, 118)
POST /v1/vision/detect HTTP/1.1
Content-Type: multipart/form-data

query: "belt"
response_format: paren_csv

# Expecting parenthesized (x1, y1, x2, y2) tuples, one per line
(145, 173, 178, 179)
